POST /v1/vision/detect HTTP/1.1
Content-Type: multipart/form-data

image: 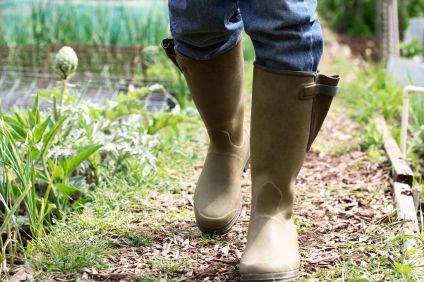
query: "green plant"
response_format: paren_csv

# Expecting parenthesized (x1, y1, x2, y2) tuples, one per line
(409, 95, 424, 182)
(338, 60, 424, 210)
(27, 220, 111, 274)
(2, 0, 168, 46)
(341, 65, 402, 125)
(0, 95, 101, 271)
(318, 0, 377, 37)
(318, 0, 424, 37)
(400, 39, 424, 59)
(53, 46, 78, 121)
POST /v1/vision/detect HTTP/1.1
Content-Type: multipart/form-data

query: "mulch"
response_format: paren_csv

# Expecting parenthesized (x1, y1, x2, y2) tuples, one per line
(76, 105, 396, 281)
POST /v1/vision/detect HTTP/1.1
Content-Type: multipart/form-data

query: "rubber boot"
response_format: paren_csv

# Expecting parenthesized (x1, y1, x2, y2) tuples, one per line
(240, 65, 339, 281)
(162, 39, 250, 235)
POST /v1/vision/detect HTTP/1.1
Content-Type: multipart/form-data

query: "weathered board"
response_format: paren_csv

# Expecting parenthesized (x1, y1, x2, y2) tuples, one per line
(393, 182, 419, 227)
(375, 115, 420, 253)
(374, 115, 414, 185)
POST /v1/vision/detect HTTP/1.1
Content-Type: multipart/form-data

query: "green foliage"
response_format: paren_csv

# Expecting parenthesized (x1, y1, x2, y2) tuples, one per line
(339, 62, 424, 189)
(0, 96, 101, 272)
(400, 39, 424, 59)
(399, 0, 424, 34)
(27, 220, 111, 274)
(318, 0, 376, 37)
(341, 66, 402, 125)
(318, 0, 424, 37)
(0, 81, 190, 274)
(242, 33, 255, 62)
(1, 0, 168, 47)
(24, 105, 203, 280)
(143, 48, 192, 109)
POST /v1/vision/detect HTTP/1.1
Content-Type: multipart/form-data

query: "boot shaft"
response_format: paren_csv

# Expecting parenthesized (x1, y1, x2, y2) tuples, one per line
(162, 39, 245, 148)
(250, 65, 339, 216)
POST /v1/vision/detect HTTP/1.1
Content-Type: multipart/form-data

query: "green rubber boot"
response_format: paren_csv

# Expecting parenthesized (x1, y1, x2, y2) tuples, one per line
(240, 65, 339, 281)
(162, 39, 250, 235)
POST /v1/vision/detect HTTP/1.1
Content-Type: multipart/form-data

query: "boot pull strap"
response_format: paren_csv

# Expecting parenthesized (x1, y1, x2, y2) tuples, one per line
(162, 38, 182, 72)
(300, 74, 340, 99)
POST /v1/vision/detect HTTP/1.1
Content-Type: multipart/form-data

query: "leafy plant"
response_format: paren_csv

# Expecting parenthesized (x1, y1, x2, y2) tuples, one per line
(318, 0, 424, 37)
(0, 37, 191, 276)
(318, 0, 377, 37)
(0, 95, 101, 271)
(400, 39, 424, 60)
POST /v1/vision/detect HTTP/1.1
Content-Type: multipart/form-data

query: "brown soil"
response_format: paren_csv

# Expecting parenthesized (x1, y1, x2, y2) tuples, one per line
(74, 102, 394, 281)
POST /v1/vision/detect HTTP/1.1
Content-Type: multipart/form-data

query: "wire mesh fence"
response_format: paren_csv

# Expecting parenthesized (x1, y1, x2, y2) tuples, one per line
(0, 66, 175, 111)
(0, 44, 150, 78)
(0, 42, 178, 111)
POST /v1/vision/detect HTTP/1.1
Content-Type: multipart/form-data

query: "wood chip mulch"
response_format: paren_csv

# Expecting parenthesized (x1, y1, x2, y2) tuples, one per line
(78, 105, 398, 281)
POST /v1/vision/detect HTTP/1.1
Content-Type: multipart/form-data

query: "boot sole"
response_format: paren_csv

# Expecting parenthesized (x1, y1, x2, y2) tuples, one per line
(240, 269, 300, 282)
(197, 200, 242, 235)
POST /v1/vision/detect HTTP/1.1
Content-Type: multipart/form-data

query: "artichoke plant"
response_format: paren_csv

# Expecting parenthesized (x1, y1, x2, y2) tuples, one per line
(55, 46, 78, 80)
(53, 46, 78, 121)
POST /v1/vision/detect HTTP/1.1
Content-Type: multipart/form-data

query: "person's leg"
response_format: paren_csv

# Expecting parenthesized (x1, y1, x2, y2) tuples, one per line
(238, 1, 340, 281)
(164, 1, 249, 235)
(240, 0, 323, 71)
(169, 0, 243, 60)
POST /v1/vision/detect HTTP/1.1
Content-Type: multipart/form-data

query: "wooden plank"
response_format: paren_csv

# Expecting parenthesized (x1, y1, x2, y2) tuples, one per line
(393, 182, 419, 225)
(393, 182, 420, 251)
(412, 187, 421, 212)
(374, 115, 414, 185)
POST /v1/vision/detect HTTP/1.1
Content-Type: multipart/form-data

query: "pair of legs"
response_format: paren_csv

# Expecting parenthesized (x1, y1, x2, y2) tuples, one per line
(164, 1, 339, 281)
(169, 0, 323, 71)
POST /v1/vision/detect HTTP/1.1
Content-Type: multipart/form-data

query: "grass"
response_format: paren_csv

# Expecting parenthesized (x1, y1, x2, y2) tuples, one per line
(332, 55, 424, 186)
(1, 15, 423, 280)
(20, 47, 424, 281)
(0, 0, 171, 77)
(27, 220, 111, 274)
(326, 53, 424, 281)
(148, 258, 192, 276)
(306, 226, 423, 280)
(17, 107, 204, 280)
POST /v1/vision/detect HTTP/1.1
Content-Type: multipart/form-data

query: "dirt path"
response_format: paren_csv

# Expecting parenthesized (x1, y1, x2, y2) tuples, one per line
(77, 99, 397, 281)
(72, 28, 401, 281)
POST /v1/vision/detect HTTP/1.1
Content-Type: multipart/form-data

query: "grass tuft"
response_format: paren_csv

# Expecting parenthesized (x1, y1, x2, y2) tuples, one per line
(27, 221, 111, 275)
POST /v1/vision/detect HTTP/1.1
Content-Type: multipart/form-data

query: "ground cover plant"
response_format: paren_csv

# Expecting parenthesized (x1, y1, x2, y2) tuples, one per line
(337, 59, 424, 193)
(1, 31, 421, 280)
(0, 46, 192, 279)
(1, 2, 423, 279)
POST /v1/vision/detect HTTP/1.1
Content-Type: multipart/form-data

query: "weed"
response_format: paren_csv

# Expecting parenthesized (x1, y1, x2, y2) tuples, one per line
(149, 258, 191, 276)
(27, 221, 111, 275)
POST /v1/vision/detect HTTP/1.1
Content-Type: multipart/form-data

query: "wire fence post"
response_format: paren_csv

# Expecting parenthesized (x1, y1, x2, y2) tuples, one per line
(377, 0, 401, 60)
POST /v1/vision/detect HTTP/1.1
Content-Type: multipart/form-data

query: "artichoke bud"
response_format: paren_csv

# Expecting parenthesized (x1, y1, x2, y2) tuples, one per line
(55, 46, 78, 80)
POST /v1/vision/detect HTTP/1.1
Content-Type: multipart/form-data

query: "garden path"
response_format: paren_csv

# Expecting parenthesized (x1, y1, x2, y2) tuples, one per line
(77, 30, 398, 281)
(80, 50, 397, 279)
(80, 101, 395, 281)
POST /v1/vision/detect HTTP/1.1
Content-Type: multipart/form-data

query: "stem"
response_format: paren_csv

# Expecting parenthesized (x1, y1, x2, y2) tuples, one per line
(53, 96, 58, 122)
(59, 79, 68, 118)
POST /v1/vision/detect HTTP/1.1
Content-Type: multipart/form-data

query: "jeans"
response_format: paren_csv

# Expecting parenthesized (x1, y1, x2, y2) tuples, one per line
(168, 0, 323, 71)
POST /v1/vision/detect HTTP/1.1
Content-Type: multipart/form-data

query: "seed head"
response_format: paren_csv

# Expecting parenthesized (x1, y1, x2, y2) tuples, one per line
(55, 46, 78, 80)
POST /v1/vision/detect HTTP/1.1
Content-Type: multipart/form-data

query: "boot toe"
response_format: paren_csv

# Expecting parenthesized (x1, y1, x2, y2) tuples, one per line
(239, 248, 300, 278)
(194, 202, 242, 234)
(240, 217, 300, 278)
